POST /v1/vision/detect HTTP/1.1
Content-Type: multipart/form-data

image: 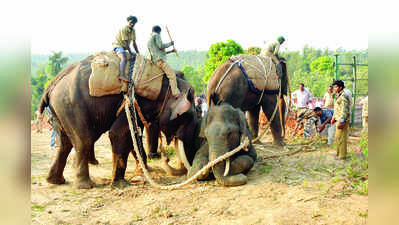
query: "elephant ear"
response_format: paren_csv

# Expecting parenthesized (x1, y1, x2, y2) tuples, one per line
(170, 88, 191, 120)
(199, 106, 215, 138)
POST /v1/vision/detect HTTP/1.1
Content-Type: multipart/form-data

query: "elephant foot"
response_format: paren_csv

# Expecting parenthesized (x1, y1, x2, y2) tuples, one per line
(46, 175, 66, 185)
(273, 139, 286, 146)
(148, 152, 161, 159)
(252, 138, 263, 145)
(217, 174, 248, 187)
(111, 179, 130, 187)
(73, 177, 96, 189)
(134, 165, 153, 174)
(88, 158, 99, 165)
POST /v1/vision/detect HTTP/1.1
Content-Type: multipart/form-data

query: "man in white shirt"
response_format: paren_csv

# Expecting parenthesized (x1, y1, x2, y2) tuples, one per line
(201, 100, 208, 118)
(291, 83, 314, 136)
(292, 83, 313, 111)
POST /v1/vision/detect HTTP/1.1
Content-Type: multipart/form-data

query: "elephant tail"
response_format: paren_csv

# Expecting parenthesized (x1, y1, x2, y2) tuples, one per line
(38, 90, 49, 115)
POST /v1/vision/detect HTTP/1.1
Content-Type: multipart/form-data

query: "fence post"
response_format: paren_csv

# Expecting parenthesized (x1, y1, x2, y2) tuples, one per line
(351, 56, 357, 127)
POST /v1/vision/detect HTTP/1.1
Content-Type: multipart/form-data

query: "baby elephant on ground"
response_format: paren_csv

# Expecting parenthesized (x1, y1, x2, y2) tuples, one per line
(188, 104, 257, 186)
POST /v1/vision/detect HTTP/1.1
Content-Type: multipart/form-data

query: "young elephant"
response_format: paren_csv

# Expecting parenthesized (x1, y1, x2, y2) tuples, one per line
(187, 104, 257, 186)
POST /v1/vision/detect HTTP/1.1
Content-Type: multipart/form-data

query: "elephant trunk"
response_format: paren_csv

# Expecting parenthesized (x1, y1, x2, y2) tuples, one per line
(209, 142, 247, 187)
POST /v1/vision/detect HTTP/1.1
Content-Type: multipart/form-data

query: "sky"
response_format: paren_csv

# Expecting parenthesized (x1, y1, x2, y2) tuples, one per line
(26, 0, 371, 54)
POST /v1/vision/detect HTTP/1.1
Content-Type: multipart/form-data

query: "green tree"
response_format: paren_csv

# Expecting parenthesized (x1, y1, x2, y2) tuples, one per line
(182, 65, 205, 94)
(30, 52, 68, 118)
(46, 51, 69, 78)
(203, 40, 244, 83)
(244, 46, 261, 55)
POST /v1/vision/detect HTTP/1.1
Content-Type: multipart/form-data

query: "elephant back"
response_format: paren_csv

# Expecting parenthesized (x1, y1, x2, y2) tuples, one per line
(230, 54, 280, 92)
(88, 52, 164, 100)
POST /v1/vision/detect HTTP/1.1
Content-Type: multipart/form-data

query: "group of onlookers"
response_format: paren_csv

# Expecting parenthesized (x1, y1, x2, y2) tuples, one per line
(291, 81, 368, 160)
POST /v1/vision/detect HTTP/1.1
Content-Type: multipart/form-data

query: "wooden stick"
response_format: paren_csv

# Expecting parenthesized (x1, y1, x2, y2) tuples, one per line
(165, 25, 178, 56)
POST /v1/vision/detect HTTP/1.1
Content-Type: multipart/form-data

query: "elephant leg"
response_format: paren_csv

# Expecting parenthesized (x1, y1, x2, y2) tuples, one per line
(88, 145, 99, 165)
(187, 143, 210, 180)
(229, 155, 254, 175)
(146, 122, 161, 159)
(47, 130, 72, 185)
(72, 139, 96, 189)
(262, 95, 283, 146)
(279, 96, 286, 138)
(247, 106, 260, 142)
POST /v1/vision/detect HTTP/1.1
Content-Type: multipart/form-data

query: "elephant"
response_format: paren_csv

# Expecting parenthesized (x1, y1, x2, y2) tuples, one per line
(39, 55, 201, 189)
(187, 104, 257, 186)
(206, 57, 288, 145)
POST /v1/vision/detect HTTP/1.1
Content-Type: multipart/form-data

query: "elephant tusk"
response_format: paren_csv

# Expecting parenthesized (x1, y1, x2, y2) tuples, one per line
(224, 158, 230, 176)
(176, 140, 192, 170)
(241, 136, 249, 152)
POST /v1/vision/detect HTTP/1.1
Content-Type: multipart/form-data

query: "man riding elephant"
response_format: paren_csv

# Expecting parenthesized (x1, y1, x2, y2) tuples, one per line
(261, 36, 285, 67)
(147, 25, 180, 97)
(113, 15, 140, 82)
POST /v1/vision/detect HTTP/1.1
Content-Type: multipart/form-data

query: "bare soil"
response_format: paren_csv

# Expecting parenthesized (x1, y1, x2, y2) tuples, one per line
(31, 126, 368, 225)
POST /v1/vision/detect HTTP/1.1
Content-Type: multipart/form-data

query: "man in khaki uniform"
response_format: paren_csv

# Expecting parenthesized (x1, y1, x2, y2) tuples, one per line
(113, 15, 140, 82)
(261, 36, 285, 64)
(147, 25, 180, 97)
(331, 80, 351, 160)
(359, 93, 368, 132)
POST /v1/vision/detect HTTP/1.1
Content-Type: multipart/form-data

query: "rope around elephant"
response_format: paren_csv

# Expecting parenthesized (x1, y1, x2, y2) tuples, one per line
(124, 95, 250, 190)
(252, 78, 282, 143)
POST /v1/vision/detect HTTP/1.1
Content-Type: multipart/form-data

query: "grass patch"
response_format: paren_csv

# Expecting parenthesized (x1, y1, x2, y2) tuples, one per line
(260, 164, 273, 174)
(32, 204, 45, 212)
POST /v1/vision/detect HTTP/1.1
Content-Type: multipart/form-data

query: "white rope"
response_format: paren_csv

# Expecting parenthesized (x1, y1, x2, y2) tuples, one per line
(252, 78, 282, 143)
(215, 58, 242, 93)
(124, 95, 250, 190)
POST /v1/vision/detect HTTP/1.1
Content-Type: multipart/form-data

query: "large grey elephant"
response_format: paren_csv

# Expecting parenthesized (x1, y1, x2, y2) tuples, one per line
(187, 104, 257, 186)
(39, 56, 201, 189)
(207, 57, 288, 145)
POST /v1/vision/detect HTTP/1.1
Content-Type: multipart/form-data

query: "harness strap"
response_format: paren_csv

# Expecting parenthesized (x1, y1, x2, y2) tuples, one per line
(214, 59, 242, 93)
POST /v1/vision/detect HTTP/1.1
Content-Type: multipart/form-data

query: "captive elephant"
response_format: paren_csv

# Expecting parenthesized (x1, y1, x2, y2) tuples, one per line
(39, 55, 201, 189)
(187, 104, 257, 186)
(207, 57, 288, 145)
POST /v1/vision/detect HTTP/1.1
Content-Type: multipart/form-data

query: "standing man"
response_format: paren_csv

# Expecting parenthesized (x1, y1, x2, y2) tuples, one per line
(292, 83, 313, 116)
(322, 86, 334, 109)
(261, 36, 285, 64)
(47, 108, 60, 150)
(331, 80, 351, 160)
(292, 83, 314, 136)
(359, 92, 368, 132)
(147, 25, 180, 97)
(113, 15, 140, 82)
(34, 110, 43, 133)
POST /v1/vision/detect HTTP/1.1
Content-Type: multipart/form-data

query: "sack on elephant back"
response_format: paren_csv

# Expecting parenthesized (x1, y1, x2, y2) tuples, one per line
(131, 55, 164, 101)
(88, 52, 164, 100)
(230, 54, 279, 91)
(89, 51, 124, 97)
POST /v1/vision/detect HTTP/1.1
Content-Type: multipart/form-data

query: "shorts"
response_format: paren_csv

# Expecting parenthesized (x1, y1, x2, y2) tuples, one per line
(113, 47, 126, 54)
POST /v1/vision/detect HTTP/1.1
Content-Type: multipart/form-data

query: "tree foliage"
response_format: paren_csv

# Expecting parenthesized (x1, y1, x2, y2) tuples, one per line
(31, 52, 68, 118)
(203, 40, 244, 83)
(181, 65, 206, 94)
(245, 46, 261, 55)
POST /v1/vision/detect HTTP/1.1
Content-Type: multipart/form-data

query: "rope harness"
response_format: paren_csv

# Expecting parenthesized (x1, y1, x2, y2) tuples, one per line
(211, 56, 283, 143)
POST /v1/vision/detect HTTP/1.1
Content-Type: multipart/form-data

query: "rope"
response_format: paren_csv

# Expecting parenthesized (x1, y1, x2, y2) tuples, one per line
(252, 78, 281, 143)
(215, 59, 242, 93)
(124, 94, 250, 190)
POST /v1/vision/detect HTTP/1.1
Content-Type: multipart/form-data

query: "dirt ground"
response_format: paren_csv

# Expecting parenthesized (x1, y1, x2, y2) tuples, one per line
(31, 126, 368, 225)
